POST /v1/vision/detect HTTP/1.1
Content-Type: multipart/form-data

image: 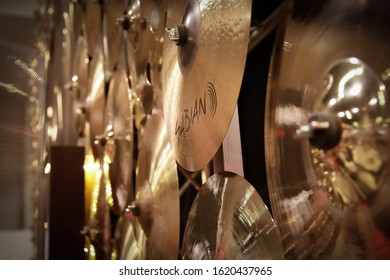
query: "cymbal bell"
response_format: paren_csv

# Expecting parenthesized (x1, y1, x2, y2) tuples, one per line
(265, 0, 390, 259)
(104, 68, 134, 216)
(181, 172, 283, 260)
(127, 114, 180, 259)
(162, 0, 251, 171)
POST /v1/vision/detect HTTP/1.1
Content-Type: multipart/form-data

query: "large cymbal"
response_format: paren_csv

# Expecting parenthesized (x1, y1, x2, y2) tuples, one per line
(104, 68, 134, 216)
(125, 0, 166, 114)
(265, 0, 390, 259)
(181, 172, 283, 260)
(162, 0, 251, 171)
(86, 48, 105, 161)
(103, 0, 126, 73)
(130, 114, 180, 259)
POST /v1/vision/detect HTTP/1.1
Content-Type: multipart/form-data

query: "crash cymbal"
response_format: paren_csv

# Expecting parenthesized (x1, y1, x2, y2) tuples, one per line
(71, 35, 89, 101)
(85, 0, 102, 58)
(112, 211, 146, 260)
(162, 0, 251, 171)
(129, 114, 180, 259)
(103, 68, 134, 216)
(103, 0, 126, 72)
(86, 48, 105, 161)
(181, 172, 283, 260)
(125, 0, 166, 114)
(265, 0, 390, 259)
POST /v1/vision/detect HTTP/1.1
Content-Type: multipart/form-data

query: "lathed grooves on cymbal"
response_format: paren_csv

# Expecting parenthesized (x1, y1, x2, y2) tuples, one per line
(103, 0, 126, 72)
(133, 114, 180, 259)
(104, 68, 134, 216)
(265, 0, 390, 259)
(86, 48, 106, 161)
(162, 0, 252, 172)
(126, 0, 166, 114)
(181, 172, 283, 260)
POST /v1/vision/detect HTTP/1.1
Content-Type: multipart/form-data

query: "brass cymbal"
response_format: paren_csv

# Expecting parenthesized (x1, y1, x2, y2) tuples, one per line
(86, 48, 105, 161)
(104, 68, 134, 216)
(71, 35, 89, 101)
(85, 0, 101, 58)
(69, 0, 85, 41)
(112, 211, 146, 260)
(162, 0, 251, 171)
(265, 0, 390, 259)
(130, 114, 180, 259)
(87, 166, 111, 259)
(103, 0, 126, 72)
(181, 172, 283, 260)
(125, 0, 166, 114)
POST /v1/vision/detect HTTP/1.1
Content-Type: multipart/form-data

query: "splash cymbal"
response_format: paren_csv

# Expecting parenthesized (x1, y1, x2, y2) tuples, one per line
(181, 172, 283, 260)
(125, 0, 166, 114)
(265, 0, 390, 259)
(162, 0, 251, 171)
(104, 68, 134, 216)
(86, 48, 105, 161)
(129, 114, 180, 259)
(103, 0, 126, 73)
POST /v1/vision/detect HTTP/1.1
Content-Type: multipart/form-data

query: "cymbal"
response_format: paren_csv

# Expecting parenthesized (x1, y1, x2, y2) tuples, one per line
(104, 68, 134, 216)
(87, 165, 112, 259)
(71, 35, 89, 101)
(86, 48, 105, 161)
(103, 0, 126, 72)
(181, 172, 283, 260)
(162, 0, 251, 171)
(69, 0, 85, 41)
(129, 114, 180, 259)
(112, 211, 146, 260)
(265, 0, 390, 259)
(85, 0, 101, 58)
(125, 0, 166, 114)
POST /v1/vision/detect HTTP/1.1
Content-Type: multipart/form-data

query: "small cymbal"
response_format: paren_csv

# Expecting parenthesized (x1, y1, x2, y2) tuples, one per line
(104, 68, 134, 216)
(86, 48, 105, 161)
(265, 0, 390, 259)
(130, 114, 180, 259)
(125, 0, 166, 114)
(181, 172, 283, 260)
(162, 0, 251, 171)
(103, 0, 126, 72)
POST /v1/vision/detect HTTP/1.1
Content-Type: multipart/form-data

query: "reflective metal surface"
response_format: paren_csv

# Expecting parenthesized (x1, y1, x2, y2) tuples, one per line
(103, 0, 126, 73)
(132, 114, 180, 259)
(265, 0, 390, 259)
(182, 172, 283, 260)
(112, 211, 146, 260)
(104, 68, 134, 215)
(126, 0, 166, 114)
(71, 36, 89, 101)
(86, 48, 106, 161)
(163, 0, 252, 171)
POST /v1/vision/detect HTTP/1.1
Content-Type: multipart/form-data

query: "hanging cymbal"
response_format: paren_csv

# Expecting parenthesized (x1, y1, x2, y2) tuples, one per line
(112, 211, 146, 260)
(181, 172, 283, 260)
(162, 0, 251, 171)
(127, 114, 180, 259)
(85, 0, 102, 58)
(125, 0, 166, 114)
(103, 68, 134, 216)
(265, 0, 390, 259)
(86, 48, 105, 161)
(102, 0, 126, 73)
